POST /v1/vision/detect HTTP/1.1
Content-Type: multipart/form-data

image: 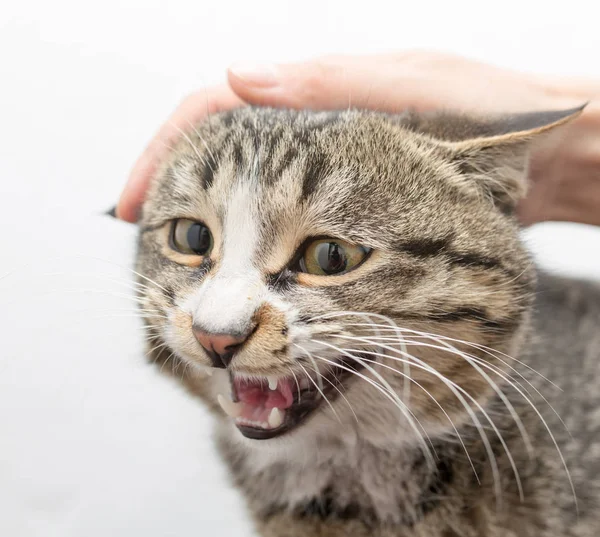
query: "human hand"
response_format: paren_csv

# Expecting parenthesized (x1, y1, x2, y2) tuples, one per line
(117, 51, 599, 226)
(117, 85, 243, 222)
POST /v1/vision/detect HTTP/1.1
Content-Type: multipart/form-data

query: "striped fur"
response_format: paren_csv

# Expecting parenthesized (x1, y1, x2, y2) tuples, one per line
(135, 107, 599, 536)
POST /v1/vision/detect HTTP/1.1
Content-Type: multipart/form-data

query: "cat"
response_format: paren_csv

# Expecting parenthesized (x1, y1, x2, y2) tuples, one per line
(134, 105, 600, 536)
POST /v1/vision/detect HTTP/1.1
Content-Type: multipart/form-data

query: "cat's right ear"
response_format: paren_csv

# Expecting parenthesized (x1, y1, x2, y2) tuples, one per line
(405, 105, 585, 212)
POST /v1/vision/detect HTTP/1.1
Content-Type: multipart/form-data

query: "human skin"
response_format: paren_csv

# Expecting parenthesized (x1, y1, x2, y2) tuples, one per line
(116, 51, 600, 227)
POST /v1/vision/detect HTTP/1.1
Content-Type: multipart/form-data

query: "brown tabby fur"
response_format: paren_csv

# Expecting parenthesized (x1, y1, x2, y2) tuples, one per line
(135, 105, 600, 536)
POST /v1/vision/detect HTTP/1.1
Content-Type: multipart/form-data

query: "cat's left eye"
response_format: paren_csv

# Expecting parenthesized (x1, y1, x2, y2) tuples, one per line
(297, 239, 370, 276)
(171, 219, 213, 256)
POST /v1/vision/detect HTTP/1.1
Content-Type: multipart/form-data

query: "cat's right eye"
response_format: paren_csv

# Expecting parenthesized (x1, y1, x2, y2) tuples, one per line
(170, 219, 213, 256)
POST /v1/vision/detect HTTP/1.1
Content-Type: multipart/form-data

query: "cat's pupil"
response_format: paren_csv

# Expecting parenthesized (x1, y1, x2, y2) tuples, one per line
(317, 242, 347, 274)
(187, 224, 211, 255)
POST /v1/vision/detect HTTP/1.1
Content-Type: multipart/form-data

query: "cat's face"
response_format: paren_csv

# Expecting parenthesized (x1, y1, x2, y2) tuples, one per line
(136, 107, 576, 448)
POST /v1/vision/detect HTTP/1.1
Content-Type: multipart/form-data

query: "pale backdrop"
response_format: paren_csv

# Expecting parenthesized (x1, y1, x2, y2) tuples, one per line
(1, 1, 599, 536)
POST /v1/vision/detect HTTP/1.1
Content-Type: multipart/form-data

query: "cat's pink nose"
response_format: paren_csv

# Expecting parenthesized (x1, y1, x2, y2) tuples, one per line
(192, 326, 249, 368)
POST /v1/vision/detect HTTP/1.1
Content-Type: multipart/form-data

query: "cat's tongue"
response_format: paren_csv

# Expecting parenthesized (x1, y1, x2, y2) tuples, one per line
(234, 377, 294, 410)
(227, 377, 294, 429)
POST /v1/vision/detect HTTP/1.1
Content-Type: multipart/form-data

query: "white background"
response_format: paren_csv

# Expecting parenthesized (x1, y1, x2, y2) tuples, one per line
(1, 1, 599, 536)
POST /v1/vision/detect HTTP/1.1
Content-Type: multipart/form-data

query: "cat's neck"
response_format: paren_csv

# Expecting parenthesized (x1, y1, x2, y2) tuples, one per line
(216, 425, 459, 526)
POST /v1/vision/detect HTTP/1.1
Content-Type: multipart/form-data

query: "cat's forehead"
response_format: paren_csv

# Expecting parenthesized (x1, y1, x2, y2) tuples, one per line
(152, 108, 449, 218)
(144, 107, 469, 267)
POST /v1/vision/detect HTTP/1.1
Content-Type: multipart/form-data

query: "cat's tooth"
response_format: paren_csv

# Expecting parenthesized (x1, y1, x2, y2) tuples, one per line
(268, 407, 283, 429)
(205, 367, 213, 377)
(267, 376, 278, 391)
(217, 394, 243, 418)
(299, 378, 310, 390)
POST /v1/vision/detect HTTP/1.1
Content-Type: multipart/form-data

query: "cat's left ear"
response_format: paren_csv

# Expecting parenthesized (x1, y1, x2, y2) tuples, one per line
(434, 105, 585, 212)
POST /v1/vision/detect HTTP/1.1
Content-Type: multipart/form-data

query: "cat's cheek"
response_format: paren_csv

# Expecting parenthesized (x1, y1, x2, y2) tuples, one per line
(163, 307, 211, 367)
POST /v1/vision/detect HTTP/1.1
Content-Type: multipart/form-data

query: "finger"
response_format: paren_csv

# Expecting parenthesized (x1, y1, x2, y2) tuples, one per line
(117, 85, 243, 222)
(227, 54, 439, 113)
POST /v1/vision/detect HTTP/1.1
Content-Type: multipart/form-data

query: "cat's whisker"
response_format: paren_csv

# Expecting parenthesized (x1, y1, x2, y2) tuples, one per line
(181, 360, 193, 382)
(337, 333, 528, 504)
(345, 322, 570, 442)
(308, 350, 436, 469)
(295, 344, 359, 424)
(19, 287, 151, 305)
(31, 302, 169, 331)
(288, 366, 302, 405)
(147, 341, 167, 367)
(366, 335, 536, 397)
(358, 313, 412, 406)
(71, 306, 163, 314)
(352, 336, 552, 498)
(12, 289, 145, 306)
(309, 337, 436, 459)
(41, 271, 160, 295)
(156, 138, 177, 154)
(304, 349, 324, 395)
(1, 254, 165, 298)
(340, 321, 561, 390)
(354, 331, 569, 436)
(300, 358, 359, 425)
(352, 353, 479, 481)
(143, 335, 164, 347)
(168, 121, 212, 169)
(71, 255, 171, 295)
(338, 332, 534, 462)
(202, 87, 213, 136)
(159, 350, 177, 375)
(139, 324, 166, 332)
(87, 313, 169, 321)
(145, 339, 170, 357)
(294, 345, 340, 424)
(416, 344, 577, 512)
(184, 118, 219, 170)
(311, 337, 508, 504)
(296, 360, 341, 425)
(354, 333, 575, 510)
(44, 305, 167, 320)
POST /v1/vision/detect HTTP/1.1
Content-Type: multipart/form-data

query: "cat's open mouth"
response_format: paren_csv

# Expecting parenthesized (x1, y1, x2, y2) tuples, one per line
(218, 358, 360, 440)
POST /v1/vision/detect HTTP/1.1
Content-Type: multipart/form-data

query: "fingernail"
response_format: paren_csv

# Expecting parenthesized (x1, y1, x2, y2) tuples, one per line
(229, 63, 279, 88)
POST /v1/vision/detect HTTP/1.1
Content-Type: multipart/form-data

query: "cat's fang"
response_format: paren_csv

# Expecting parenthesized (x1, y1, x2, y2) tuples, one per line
(217, 394, 243, 418)
(268, 407, 284, 428)
(267, 376, 278, 391)
(299, 378, 310, 390)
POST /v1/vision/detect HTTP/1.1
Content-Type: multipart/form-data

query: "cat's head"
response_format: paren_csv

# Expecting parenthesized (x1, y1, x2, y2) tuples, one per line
(136, 106, 579, 448)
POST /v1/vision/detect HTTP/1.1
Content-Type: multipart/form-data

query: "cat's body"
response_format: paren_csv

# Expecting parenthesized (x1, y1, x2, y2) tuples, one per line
(136, 107, 600, 536)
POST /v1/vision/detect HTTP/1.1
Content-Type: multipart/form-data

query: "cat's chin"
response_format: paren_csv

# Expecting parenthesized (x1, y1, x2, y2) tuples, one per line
(217, 357, 365, 441)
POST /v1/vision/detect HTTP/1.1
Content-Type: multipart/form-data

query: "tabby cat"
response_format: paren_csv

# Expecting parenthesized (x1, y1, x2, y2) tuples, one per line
(135, 105, 600, 536)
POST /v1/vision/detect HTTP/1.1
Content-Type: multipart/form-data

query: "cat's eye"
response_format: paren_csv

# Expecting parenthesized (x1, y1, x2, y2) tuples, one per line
(298, 239, 370, 276)
(171, 219, 213, 256)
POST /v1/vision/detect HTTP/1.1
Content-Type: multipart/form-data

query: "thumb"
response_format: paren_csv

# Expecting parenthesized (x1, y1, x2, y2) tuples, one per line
(227, 56, 414, 112)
